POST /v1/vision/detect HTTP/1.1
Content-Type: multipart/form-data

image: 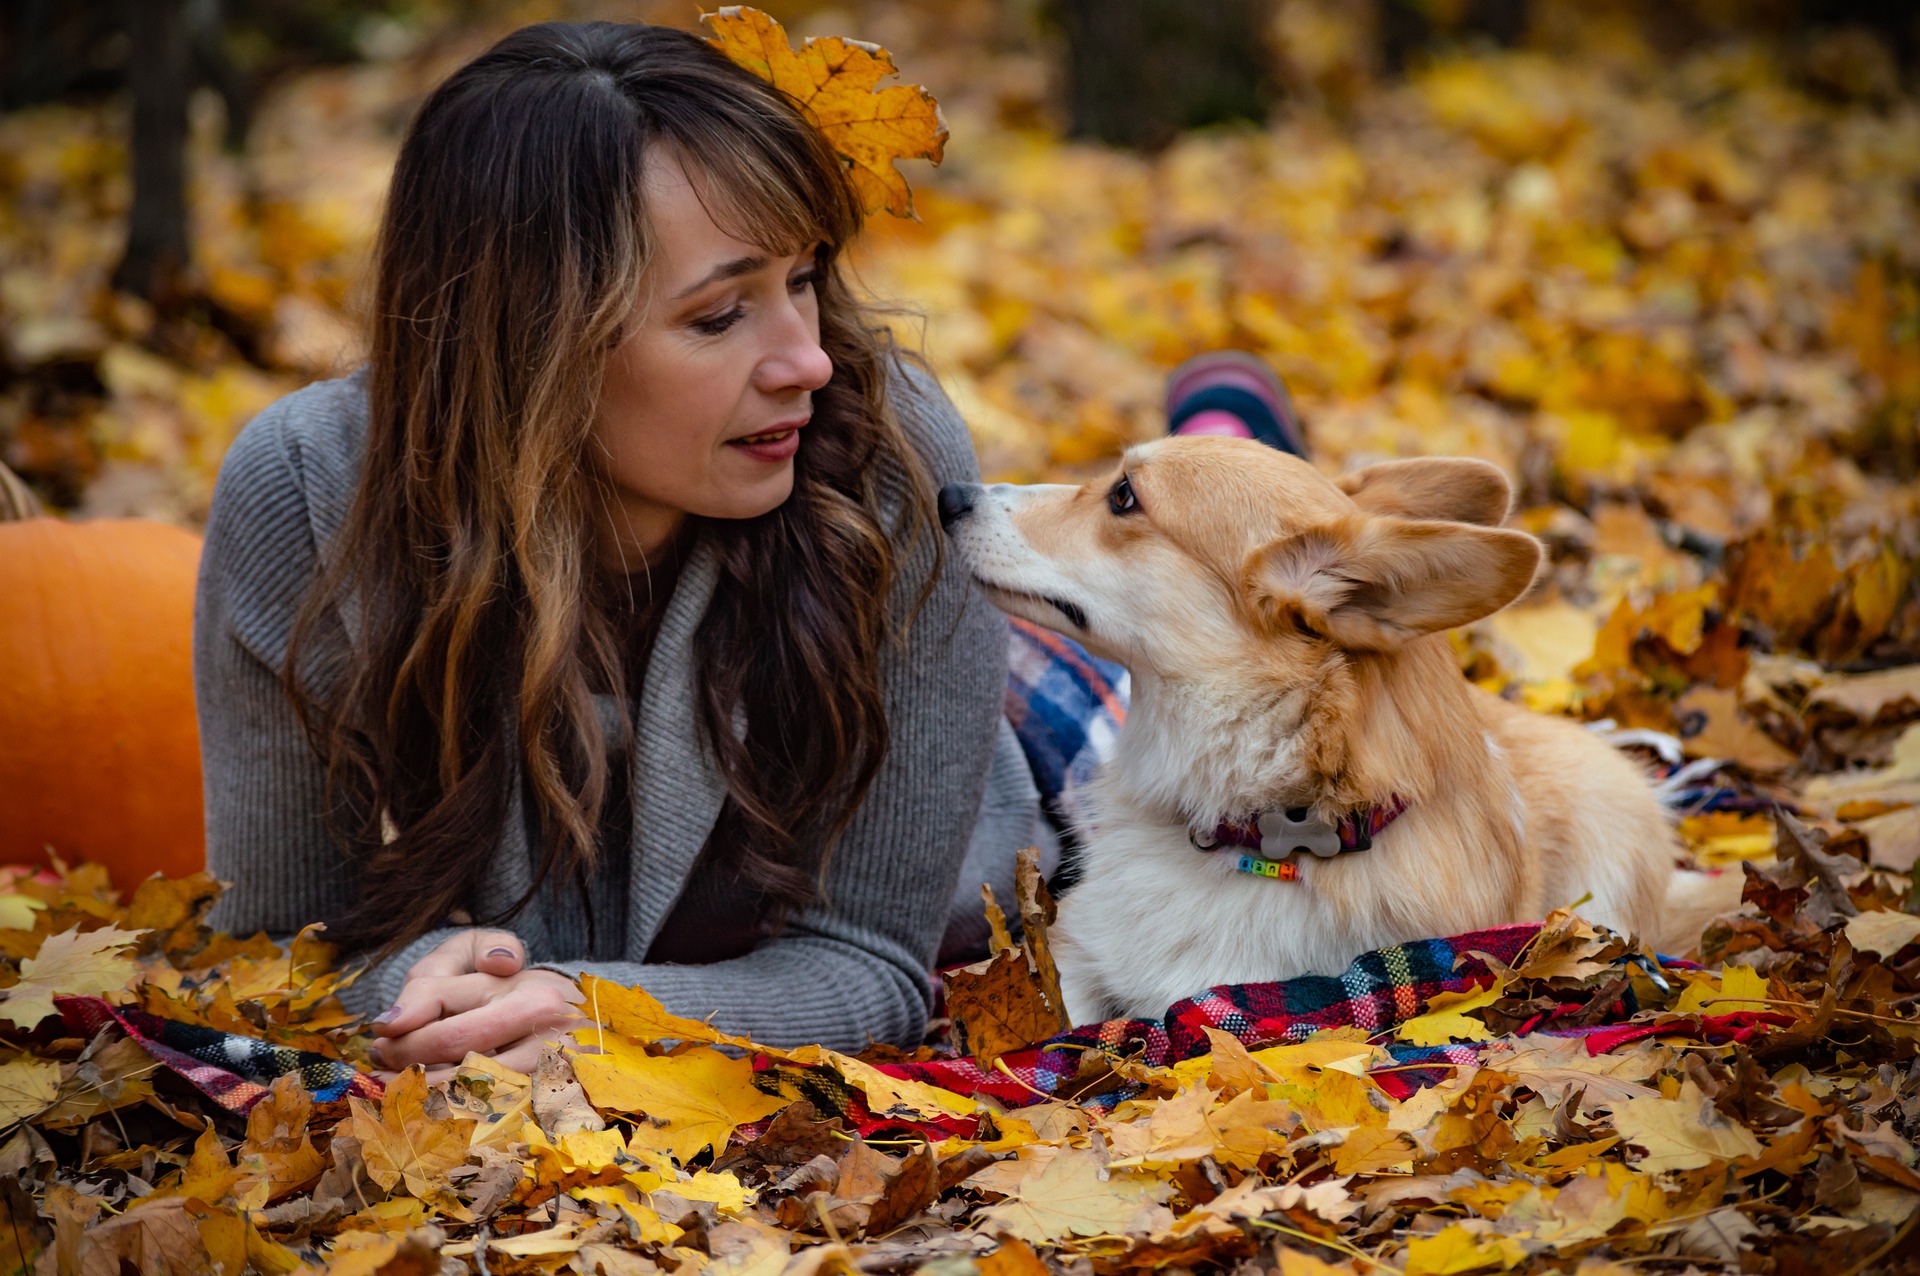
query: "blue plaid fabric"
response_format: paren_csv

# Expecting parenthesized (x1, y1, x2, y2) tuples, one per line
(1003, 618, 1129, 838)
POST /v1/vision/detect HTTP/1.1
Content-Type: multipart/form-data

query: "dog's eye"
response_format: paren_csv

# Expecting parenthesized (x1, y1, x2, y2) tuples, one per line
(1107, 475, 1138, 515)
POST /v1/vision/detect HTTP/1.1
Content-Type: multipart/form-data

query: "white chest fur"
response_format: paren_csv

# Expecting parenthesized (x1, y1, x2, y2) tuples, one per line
(1053, 808, 1412, 1021)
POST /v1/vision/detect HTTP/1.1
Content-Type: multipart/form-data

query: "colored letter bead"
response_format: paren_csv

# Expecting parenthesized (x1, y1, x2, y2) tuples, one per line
(1236, 854, 1299, 881)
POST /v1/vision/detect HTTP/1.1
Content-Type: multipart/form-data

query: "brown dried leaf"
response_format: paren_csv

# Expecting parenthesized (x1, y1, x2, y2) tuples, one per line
(973, 1148, 1170, 1244)
(943, 949, 1060, 1070)
(237, 1075, 326, 1204)
(348, 1067, 474, 1198)
(1014, 848, 1070, 1031)
(531, 1048, 604, 1139)
(60, 1196, 205, 1276)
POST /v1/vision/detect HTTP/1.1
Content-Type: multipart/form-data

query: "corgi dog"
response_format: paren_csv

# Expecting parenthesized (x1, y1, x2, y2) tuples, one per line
(939, 438, 1715, 1024)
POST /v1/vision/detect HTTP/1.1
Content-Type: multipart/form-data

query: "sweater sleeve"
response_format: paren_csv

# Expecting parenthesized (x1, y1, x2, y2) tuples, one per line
(195, 395, 495, 1015)
(197, 401, 348, 930)
(532, 360, 1007, 1050)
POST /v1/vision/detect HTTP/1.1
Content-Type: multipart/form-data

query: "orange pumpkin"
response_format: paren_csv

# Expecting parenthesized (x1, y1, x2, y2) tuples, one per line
(0, 517, 206, 887)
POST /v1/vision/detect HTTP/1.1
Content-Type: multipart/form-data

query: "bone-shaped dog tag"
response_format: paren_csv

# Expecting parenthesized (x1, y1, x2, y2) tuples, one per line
(1257, 807, 1342, 859)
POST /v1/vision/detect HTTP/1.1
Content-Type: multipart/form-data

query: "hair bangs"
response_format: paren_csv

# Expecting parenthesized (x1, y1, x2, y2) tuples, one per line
(662, 112, 860, 264)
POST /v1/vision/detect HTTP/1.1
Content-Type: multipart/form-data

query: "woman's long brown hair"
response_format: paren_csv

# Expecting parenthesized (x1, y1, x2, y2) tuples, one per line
(285, 21, 937, 955)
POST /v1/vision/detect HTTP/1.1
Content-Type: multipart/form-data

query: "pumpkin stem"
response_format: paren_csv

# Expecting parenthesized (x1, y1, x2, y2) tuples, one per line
(0, 461, 43, 522)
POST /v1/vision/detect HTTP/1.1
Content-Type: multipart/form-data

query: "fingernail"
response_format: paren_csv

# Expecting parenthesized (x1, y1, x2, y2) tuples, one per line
(486, 947, 517, 960)
(370, 1003, 403, 1025)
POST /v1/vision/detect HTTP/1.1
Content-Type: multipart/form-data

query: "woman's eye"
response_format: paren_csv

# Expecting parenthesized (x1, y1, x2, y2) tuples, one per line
(691, 306, 745, 337)
(789, 269, 822, 294)
(1107, 475, 1138, 515)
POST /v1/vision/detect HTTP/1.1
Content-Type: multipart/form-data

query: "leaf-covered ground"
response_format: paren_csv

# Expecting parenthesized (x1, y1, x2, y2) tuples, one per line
(2, 3, 1919, 1273)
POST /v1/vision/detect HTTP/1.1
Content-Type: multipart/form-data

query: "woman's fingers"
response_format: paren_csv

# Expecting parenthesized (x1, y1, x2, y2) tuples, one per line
(471, 932, 528, 979)
(372, 976, 586, 1071)
(374, 1031, 552, 1087)
(369, 972, 499, 1040)
(370, 932, 532, 1038)
(404, 929, 528, 981)
(484, 1034, 554, 1077)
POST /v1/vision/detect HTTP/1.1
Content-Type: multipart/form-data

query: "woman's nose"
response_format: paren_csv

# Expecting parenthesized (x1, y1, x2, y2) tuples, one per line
(760, 303, 833, 394)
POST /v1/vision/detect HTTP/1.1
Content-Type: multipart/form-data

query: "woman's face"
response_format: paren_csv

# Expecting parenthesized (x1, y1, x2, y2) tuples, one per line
(589, 153, 833, 568)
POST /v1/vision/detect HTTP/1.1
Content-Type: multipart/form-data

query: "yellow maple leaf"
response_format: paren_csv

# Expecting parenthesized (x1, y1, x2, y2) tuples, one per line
(1845, 910, 1920, 959)
(571, 1036, 784, 1165)
(1405, 1223, 1527, 1275)
(577, 975, 755, 1051)
(1672, 964, 1770, 1016)
(816, 1048, 981, 1122)
(703, 6, 946, 218)
(523, 1121, 627, 1193)
(348, 1066, 475, 1197)
(1108, 1083, 1297, 1170)
(0, 894, 44, 931)
(0, 925, 143, 1027)
(567, 1186, 685, 1245)
(1276, 1251, 1359, 1276)
(664, 1169, 752, 1213)
(1249, 1034, 1382, 1081)
(1609, 1079, 1763, 1172)
(1270, 1068, 1389, 1133)
(1330, 1126, 1419, 1176)
(0, 1056, 60, 1127)
(1195, 1026, 1272, 1092)
(574, 977, 974, 1129)
(1394, 974, 1512, 1047)
(167, 1123, 244, 1206)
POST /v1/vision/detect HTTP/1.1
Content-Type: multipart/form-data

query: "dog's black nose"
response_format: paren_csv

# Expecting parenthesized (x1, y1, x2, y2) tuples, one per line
(937, 483, 976, 530)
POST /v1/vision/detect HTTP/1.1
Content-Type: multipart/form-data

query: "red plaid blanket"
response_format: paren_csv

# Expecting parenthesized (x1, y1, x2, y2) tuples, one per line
(754, 923, 1787, 1138)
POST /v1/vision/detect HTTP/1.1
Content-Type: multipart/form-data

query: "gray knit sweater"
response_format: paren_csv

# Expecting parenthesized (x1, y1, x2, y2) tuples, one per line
(193, 363, 1025, 1050)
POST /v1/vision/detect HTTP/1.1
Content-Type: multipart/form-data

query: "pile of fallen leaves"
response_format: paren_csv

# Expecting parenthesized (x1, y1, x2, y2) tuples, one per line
(7, 812, 1920, 1274)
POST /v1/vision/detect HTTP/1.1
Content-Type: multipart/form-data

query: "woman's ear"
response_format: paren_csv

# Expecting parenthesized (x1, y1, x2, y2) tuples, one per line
(1244, 514, 1543, 651)
(1336, 458, 1514, 526)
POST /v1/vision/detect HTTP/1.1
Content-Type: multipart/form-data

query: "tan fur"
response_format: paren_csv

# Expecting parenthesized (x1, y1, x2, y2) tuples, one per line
(946, 438, 1699, 1021)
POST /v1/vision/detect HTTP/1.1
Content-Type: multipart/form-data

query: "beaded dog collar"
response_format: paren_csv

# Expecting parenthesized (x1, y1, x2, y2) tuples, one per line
(1193, 797, 1410, 881)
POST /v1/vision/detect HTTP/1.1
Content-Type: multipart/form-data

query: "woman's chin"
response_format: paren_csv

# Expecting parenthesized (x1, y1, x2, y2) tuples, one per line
(705, 467, 798, 522)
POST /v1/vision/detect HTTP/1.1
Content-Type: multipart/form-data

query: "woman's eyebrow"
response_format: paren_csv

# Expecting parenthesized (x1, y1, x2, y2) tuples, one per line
(670, 253, 768, 300)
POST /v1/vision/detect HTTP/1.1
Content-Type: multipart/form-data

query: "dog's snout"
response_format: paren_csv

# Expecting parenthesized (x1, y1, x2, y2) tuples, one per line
(937, 483, 978, 530)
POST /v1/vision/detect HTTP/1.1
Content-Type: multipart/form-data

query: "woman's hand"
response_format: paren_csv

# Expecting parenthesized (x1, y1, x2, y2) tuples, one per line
(368, 930, 587, 1082)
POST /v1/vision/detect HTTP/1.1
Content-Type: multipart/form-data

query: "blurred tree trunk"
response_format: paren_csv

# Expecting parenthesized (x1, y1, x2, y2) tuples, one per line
(111, 0, 193, 302)
(1048, 0, 1271, 150)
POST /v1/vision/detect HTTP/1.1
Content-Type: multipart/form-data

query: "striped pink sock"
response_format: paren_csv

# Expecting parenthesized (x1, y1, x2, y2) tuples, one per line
(1171, 409, 1256, 439)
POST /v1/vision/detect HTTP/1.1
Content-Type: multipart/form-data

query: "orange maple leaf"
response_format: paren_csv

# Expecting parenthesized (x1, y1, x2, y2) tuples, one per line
(703, 6, 947, 218)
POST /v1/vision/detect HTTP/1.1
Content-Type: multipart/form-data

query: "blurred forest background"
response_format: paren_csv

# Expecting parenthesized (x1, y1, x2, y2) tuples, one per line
(3, 0, 1920, 726)
(1, 0, 1913, 514)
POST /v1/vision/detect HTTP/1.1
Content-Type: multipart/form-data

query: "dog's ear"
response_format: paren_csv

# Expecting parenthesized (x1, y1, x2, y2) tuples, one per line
(1245, 514, 1542, 650)
(1336, 458, 1513, 526)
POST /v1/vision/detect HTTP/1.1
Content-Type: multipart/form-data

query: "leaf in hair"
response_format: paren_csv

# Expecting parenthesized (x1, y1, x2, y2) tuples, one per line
(702, 6, 947, 218)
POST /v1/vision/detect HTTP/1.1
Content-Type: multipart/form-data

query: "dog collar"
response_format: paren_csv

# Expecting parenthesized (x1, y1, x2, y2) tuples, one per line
(1192, 797, 1410, 881)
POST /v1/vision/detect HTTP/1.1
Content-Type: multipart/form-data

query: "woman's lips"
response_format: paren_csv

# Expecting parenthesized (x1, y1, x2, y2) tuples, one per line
(726, 419, 806, 462)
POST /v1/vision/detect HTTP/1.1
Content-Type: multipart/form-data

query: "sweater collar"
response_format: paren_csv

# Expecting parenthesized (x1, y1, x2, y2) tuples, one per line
(623, 530, 732, 952)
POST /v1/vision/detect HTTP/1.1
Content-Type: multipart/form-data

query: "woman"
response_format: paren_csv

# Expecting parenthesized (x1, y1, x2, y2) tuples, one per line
(195, 20, 1043, 1075)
